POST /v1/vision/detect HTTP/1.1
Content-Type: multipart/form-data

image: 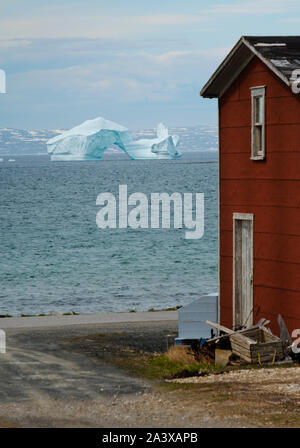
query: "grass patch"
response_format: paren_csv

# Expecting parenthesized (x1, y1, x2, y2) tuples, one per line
(166, 345, 195, 364)
(109, 352, 222, 381)
(75, 333, 222, 381)
(62, 311, 79, 316)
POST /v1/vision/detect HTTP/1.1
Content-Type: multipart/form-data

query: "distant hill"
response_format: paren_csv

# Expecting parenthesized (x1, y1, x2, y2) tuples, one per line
(0, 128, 65, 155)
(0, 125, 218, 156)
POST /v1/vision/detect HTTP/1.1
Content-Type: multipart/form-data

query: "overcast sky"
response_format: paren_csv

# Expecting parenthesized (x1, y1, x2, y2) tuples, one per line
(1, 0, 300, 130)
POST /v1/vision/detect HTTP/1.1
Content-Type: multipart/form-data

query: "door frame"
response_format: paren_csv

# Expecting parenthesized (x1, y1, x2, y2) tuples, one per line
(232, 212, 254, 329)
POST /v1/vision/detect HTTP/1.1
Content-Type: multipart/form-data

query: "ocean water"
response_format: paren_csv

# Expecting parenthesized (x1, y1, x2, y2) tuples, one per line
(0, 151, 218, 316)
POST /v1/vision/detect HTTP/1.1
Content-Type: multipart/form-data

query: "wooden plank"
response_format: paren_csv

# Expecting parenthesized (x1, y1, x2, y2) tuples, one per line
(250, 341, 282, 350)
(241, 327, 281, 344)
(234, 218, 242, 328)
(205, 320, 234, 334)
(250, 352, 283, 362)
(231, 327, 283, 363)
(230, 333, 256, 346)
(231, 344, 252, 356)
(251, 345, 283, 355)
(231, 344, 252, 358)
(231, 343, 282, 363)
(230, 339, 252, 350)
(231, 349, 252, 363)
(242, 219, 253, 327)
(230, 337, 253, 350)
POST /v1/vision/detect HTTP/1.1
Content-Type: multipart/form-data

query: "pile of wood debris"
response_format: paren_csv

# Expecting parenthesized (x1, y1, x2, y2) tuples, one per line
(190, 315, 298, 367)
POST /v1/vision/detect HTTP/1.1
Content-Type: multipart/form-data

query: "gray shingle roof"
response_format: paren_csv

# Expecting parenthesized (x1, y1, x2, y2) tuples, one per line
(245, 36, 300, 79)
(201, 36, 300, 98)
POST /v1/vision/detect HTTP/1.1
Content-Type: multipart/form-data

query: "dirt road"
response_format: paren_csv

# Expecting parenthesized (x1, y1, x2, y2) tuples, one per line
(0, 319, 299, 428)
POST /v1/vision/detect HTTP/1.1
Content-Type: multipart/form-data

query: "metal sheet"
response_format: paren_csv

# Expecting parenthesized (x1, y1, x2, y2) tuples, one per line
(178, 294, 218, 340)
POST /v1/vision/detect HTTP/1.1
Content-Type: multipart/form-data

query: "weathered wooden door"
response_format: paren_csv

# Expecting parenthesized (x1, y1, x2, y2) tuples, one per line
(233, 213, 253, 329)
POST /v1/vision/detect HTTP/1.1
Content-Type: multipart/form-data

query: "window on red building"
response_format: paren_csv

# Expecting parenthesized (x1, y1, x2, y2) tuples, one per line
(251, 86, 265, 160)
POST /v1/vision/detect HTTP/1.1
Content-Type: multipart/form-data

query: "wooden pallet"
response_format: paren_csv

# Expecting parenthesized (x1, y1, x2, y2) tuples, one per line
(230, 327, 284, 363)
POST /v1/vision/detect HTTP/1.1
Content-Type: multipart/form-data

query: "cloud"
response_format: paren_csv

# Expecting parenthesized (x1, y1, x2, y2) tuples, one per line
(279, 17, 300, 22)
(141, 48, 230, 64)
(1, 0, 298, 43)
(3, 0, 300, 129)
(207, 0, 299, 15)
(0, 39, 31, 48)
(1, 0, 300, 42)
(0, 37, 193, 75)
(126, 14, 208, 25)
(6, 43, 226, 108)
(0, 14, 211, 40)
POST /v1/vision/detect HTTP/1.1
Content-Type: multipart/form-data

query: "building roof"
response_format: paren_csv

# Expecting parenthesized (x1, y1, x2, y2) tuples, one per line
(200, 36, 300, 98)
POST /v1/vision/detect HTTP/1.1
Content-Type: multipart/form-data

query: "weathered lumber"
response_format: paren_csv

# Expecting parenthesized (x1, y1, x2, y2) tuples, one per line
(205, 320, 234, 334)
(230, 327, 284, 363)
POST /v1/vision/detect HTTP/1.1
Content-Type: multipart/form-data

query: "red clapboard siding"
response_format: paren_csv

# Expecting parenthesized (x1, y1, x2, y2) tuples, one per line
(220, 100, 251, 128)
(254, 259, 300, 291)
(219, 127, 251, 154)
(220, 124, 300, 154)
(220, 256, 233, 284)
(220, 205, 300, 236)
(222, 56, 293, 102)
(221, 153, 300, 180)
(255, 286, 300, 322)
(220, 125, 300, 154)
(254, 234, 300, 263)
(221, 230, 300, 264)
(219, 55, 300, 335)
(266, 124, 300, 151)
(220, 306, 233, 330)
(220, 179, 300, 208)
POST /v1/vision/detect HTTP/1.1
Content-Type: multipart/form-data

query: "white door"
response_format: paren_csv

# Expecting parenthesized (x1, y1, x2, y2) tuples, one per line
(233, 213, 253, 330)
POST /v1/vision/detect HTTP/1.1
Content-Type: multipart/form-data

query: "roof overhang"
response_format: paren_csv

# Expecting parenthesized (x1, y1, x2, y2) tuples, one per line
(200, 36, 291, 99)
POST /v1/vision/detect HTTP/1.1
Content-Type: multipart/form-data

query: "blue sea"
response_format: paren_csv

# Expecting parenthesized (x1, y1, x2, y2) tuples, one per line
(0, 150, 218, 316)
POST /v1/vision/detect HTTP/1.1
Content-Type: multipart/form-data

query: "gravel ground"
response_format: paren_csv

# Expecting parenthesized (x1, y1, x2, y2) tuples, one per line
(0, 320, 300, 428)
(168, 366, 300, 388)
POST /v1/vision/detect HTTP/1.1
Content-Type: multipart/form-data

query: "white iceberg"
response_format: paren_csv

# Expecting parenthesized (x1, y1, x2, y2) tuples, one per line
(47, 117, 129, 161)
(47, 117, 180, 161)
(124, 123, 181, 160)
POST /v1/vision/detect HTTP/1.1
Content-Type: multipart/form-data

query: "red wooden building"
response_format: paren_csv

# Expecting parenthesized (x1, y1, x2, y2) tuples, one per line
(201, 36, 300, 335)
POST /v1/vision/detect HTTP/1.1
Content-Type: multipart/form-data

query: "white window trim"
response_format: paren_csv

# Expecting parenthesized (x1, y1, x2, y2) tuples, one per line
(250, 86, 265, 161)
(233, 212, 254, 221)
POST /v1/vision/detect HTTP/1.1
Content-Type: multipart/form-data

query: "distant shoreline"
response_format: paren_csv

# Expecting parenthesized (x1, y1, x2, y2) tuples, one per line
(0, 150, 218, 157)
(0, 305, 181, 320)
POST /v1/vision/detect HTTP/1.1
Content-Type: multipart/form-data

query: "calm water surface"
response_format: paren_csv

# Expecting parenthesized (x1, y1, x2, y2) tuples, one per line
(0, 151, 218, 315)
